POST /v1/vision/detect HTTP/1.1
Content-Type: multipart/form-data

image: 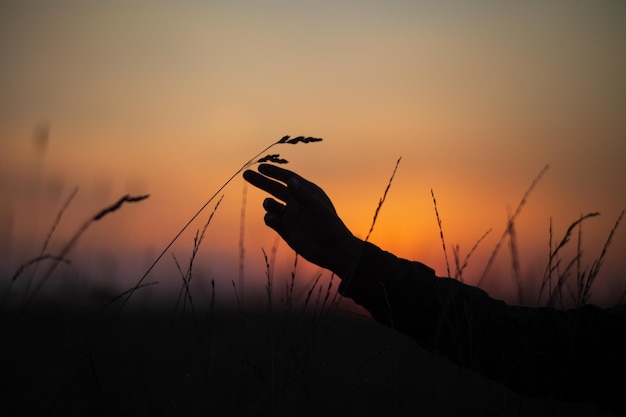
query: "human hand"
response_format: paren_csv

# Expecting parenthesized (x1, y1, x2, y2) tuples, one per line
(243, 164, 362, 278)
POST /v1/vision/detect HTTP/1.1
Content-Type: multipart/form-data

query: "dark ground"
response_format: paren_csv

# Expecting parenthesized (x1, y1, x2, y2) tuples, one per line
(1, 299, 616, 417)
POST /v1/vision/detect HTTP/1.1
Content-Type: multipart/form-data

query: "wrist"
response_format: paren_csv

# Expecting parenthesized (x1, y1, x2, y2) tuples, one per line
(332, 235, 366, 279)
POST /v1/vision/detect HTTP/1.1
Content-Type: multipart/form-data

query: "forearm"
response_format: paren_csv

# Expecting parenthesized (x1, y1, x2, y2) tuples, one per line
(337, 241, 626, 409)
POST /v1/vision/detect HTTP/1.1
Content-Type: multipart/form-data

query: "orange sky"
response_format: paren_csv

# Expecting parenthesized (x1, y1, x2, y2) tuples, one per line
(1, 1, 625, 308)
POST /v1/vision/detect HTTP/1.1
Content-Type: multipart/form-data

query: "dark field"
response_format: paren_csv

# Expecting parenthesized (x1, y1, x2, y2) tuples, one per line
(1, 299, 616, 417)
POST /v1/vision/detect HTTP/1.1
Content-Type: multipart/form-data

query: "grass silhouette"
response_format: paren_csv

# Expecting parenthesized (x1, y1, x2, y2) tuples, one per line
(365, 156, 402, 243)
(2, 139, 623, 416)
(5, 190, 149, 311)
(121, 135, 323, 311)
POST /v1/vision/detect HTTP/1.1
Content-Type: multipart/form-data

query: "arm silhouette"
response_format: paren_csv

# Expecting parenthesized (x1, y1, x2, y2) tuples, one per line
(243, 164, 626, 415)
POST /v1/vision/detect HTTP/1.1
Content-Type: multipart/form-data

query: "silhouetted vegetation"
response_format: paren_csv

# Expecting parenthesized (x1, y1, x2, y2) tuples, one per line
(2, 136, 622, 416)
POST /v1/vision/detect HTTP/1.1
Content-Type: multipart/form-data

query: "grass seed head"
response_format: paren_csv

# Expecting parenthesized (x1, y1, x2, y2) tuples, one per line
(278, 135, 323, 145)
(258, 154, 289, 164)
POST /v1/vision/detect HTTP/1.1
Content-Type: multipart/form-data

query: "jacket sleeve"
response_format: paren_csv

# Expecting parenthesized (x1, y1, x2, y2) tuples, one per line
(337, 241, 626, 411)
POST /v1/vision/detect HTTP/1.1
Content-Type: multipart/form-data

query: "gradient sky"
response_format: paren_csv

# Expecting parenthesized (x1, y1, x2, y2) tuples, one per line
(1, 0, 625, 308)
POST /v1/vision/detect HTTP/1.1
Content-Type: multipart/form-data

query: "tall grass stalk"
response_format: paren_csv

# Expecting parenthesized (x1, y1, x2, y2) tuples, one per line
(262, 247, 277, 416)
(283, 254, 298, 314)
(578, 209, 624, 305)
(170, 252, 202, 342)
(22, 187, 79, 299)
(452, 246, 462, 282)
(537, 212, 600, 307)
(121, 135, 322, 311)
(506, 207, 523, 304)
(477, 164, 550, 288)
(239, 183, 248, 306)
(365, 157, 401, 242)
(452, 228, 492, 282)
(431, 188, 452, 279)
(173, 195, 224, 317)
(2, 187, 77, 309)
(22, 193, 149, 309)
(268, 235, 280, 290)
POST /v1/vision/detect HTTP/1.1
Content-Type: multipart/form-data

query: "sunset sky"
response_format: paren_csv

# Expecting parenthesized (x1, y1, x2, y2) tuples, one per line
(1, 1, 625, 308)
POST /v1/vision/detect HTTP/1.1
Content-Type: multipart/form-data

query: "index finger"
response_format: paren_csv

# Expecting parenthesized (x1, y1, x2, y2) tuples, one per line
(243, 169, 289, 202)
(258, 163, 308, 185)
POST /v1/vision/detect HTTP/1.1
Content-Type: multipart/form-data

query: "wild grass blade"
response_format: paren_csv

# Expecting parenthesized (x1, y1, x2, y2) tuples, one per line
(2, 187, 78, 307)
(365, 157, 401, 242)
(121, 135, 322, 311)
(478, 164, 549, 287)
(282, 253, 298, 314)
(40, 187, 79, 259)
(455, 228, 492, 282)
(579, 209, 624, 305)
(9, 255, 70, 283)
(262, 247, 277, 416)
(537, 212, 600, 306)
(23, 193, 149, 308)
(431, 188, 451, 279)
(238, 183, 247, 306)
(173, 195, 224, 317)
(452, 245, 462, 282)
(506, 208, 523, 305)
(172, 252, 189, 315)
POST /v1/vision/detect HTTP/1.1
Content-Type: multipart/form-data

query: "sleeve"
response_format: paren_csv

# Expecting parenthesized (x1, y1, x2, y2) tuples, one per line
(337, 241, 626, 412)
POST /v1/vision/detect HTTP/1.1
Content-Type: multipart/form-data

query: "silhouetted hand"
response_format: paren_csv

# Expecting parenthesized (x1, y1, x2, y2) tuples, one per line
(243, 164, 363, 278)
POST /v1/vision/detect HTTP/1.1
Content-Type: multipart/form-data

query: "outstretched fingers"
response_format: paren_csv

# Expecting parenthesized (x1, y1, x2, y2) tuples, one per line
(243, 169, 289, 202)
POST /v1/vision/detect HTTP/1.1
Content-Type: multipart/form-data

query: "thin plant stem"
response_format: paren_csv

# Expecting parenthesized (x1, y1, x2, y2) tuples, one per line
(8, 187, 78, 305)
(537, 212, 600, 306)
(365, 157, 401, 242)
(432, 188, 451, 279)
(120, 135, 322, 311)
(455, 228, 492, 282)
(23, 194, 149, 308)
(478, 164, 549, 287)
(238, 182, 247, 306)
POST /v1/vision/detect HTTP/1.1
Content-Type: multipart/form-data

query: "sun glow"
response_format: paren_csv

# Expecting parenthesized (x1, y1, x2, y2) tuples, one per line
(2, 1, 625, 307)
